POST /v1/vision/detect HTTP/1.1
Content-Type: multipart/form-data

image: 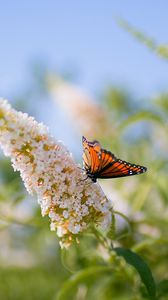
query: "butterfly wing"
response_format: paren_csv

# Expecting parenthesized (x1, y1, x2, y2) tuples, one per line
(97, 149, 147, 178)
(82, 136, 147, 179)
(82, 136, 101, 174)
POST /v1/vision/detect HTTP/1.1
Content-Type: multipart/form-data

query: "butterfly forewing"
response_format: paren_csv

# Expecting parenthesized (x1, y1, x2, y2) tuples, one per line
(98, 149, 116, 172)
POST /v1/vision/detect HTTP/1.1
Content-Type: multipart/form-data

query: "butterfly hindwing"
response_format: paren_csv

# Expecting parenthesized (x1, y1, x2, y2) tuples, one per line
(82, 136, 147, 181)
(97, 157, 146, 178)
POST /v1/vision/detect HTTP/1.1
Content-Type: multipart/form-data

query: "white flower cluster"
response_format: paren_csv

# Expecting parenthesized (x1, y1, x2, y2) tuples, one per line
(0, 99, 112, 247)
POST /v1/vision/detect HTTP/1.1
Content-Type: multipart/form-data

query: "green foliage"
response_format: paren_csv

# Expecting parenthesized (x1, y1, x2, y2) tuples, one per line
(157, 280, 168, 299)
(0, 266, 68, 300)
(114, 248, 156, 299)
(116, 18, 168, 61)
(55, 265, 113, 300)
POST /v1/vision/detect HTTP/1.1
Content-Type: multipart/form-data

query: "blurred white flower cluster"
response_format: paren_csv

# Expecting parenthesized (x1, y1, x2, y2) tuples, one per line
(0, 99, 112, 247)
(47, 75, 112, 139)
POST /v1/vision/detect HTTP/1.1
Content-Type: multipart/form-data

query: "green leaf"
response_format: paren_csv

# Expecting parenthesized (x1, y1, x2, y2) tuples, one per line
(114, 247, 157, 299)
(54, 265, 112, 300)
(116, 18, 168, 61)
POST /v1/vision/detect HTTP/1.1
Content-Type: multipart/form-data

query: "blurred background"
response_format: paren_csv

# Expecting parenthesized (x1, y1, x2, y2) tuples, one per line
(0, 1, 168, 299)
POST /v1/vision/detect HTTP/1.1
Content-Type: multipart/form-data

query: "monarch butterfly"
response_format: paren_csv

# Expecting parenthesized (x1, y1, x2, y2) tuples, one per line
(82, 136, 147, 182)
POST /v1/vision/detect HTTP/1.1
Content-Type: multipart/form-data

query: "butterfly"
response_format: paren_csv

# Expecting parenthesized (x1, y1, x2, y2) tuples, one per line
(82, 136, 147, 182)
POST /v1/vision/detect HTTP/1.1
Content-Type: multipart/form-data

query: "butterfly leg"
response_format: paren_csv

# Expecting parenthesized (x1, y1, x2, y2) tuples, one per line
(77, 166, 84, 171)
(76, 175, 88, 185)
(76, 175, 94, 187)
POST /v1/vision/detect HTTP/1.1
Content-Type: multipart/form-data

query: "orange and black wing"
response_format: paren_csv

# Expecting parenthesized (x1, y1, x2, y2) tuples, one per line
(82, 136, 102, 174)
(97, 149, 147, 178)
(82, 136, 147, 180)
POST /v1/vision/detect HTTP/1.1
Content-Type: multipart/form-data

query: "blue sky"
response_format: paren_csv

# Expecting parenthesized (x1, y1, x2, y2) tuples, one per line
(0, 0, 168, 99)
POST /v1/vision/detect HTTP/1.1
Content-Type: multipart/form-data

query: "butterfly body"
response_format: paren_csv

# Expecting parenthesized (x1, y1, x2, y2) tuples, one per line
(82, 136, 147, 182)
(85, 171, 97, 182)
